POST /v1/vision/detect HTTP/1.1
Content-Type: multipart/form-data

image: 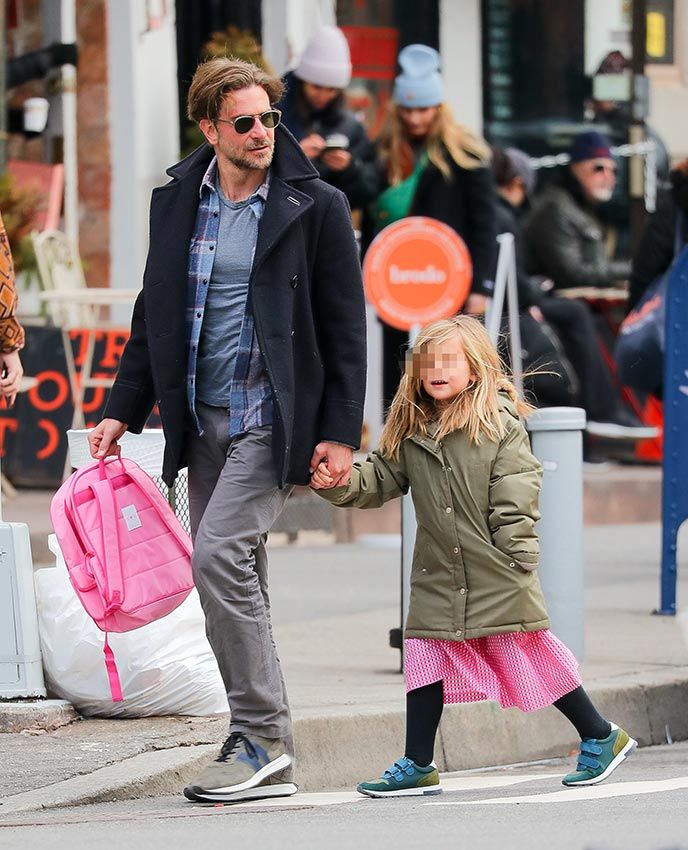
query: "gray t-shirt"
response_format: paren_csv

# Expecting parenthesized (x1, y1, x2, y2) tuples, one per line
(195, 177, 262, 406)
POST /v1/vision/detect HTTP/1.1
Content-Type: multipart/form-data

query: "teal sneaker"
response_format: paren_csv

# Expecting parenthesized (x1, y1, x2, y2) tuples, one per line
(562, 723, 637, 787)
(357, 756, 442, 798)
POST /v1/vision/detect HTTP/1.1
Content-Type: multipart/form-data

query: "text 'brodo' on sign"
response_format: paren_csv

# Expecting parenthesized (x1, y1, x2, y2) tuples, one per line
(363, 216, 472, 331)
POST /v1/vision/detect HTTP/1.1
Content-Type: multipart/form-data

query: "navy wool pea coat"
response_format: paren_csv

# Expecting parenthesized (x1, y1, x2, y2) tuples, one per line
(104, 126, 367, 487)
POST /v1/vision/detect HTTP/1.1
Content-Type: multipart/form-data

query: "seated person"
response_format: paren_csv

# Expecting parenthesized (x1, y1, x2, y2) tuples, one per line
(519, 135, 656, 444)
(524, 131, 630, 291)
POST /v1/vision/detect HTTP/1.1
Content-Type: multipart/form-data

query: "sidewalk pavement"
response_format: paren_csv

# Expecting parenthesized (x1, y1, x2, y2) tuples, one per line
(1, 522, 687, 817)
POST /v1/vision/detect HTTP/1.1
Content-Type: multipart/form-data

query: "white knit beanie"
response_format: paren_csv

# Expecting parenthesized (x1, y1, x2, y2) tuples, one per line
(294, 26, 352, 89)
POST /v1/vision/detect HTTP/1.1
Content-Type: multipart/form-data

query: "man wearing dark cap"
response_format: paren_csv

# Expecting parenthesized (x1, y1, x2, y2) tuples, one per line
(525, 131, 630, 291)
(524, 131, 657, 444)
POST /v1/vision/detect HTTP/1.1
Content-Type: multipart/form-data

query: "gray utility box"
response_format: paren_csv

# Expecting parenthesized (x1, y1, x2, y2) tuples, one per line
(0, 521, 46, 698)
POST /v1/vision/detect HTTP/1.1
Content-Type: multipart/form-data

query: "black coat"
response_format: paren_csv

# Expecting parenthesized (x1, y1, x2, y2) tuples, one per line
(408, 154, 498, 297)
(494, 195, 543, 309)
(628, 192, 688, 312)
(524, 169, 631, 290)
(278, 72, 379, 210)
(104, 126, 367, 487)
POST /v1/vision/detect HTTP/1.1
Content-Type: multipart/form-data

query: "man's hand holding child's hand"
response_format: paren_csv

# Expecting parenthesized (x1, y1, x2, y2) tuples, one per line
(309, 442, 352, 489)
(310, 461, 336, 490)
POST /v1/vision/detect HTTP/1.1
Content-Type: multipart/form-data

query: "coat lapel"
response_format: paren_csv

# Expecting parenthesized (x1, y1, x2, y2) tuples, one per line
(252, 177, 314, 276)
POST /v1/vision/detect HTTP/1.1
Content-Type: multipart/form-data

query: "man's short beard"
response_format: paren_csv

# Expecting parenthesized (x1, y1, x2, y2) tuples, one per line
(229, 147, 274, 171)
(590, 187, 614, 203)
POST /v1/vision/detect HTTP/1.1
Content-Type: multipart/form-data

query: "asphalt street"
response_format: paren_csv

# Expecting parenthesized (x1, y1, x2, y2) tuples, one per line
(1, 741, 687, 850)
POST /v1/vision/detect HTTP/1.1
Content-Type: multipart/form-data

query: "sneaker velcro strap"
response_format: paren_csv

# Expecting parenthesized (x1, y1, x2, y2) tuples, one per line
(580, 740, 603, 756)
(577, 753, 601, 770)
(385, 758, 413, 782)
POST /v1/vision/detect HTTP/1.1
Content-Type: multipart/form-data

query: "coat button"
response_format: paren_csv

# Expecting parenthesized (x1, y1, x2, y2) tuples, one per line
(290, 275, 299, 288)
(459, 587, 466, 595)
(455, 629, 462, 636)
(445, 506, 452, 513)
(453, 547, 459, 554)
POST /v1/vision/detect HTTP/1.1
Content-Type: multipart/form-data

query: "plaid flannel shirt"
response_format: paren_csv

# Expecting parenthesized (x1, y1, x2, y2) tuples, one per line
(186, 156, 273, 436)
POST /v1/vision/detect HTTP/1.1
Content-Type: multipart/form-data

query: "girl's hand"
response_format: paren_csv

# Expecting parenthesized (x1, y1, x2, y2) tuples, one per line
(310, 461, 336, 490)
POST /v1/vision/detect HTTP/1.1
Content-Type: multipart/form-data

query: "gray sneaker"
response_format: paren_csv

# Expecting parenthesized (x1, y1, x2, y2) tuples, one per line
(183, 731, 297, 803)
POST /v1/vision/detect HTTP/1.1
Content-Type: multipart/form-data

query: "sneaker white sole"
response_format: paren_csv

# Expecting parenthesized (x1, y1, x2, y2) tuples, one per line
(586, 422, 659, 440)
(184, 752, 292, 801)
(357, 785, 443, 798)
(186, 781, 298, 804)
(562, 737, 638, 787)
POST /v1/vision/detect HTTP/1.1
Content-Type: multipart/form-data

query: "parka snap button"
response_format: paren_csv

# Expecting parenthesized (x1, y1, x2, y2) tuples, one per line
(459, 588, 466, 595)
(445, 506, 452, 513)
(509, 562, 515, 567)
(453, 547, 459, 554)
(455, 629, 462, 636)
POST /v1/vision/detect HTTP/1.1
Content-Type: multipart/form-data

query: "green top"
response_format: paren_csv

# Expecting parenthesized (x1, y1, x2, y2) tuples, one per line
(373, 155, 427, 232)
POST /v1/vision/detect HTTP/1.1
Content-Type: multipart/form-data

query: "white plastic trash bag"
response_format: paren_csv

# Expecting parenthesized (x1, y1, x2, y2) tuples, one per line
(34, 534, 228, 718)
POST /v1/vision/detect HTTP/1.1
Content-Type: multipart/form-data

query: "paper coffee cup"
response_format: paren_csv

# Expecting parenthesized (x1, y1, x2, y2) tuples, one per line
(23, 97, 50, 133)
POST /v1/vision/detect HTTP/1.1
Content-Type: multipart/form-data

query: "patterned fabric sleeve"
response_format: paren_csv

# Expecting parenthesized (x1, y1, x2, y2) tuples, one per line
(0, 212, 26, 353)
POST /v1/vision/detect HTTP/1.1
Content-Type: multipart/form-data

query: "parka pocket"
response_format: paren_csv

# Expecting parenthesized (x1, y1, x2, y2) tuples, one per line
(491, 544, 535, 576)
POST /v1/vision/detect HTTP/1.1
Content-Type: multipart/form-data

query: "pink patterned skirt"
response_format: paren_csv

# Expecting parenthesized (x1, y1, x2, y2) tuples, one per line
(405, 630, 581, 712)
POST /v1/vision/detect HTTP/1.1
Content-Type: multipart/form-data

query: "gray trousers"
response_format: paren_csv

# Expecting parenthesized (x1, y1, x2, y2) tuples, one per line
(187, 402, 294, 751)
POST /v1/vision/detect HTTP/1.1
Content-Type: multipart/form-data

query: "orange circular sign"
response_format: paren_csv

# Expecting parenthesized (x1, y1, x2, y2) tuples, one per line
(363, 217, 472, 331)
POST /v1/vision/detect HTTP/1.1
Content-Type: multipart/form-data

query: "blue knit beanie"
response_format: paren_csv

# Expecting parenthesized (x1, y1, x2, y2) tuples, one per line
(569, 131, 613, 163)
(393, 44, 444, 108)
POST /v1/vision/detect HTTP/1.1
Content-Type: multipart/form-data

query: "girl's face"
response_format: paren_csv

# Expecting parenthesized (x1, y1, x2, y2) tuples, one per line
(419, 337, 476, 402)
(398, 105, 439, 140)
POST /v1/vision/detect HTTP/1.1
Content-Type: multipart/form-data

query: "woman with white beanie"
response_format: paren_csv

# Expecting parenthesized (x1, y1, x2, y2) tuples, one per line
(371, 44, 497, 406)
(278, 26, 378, 211)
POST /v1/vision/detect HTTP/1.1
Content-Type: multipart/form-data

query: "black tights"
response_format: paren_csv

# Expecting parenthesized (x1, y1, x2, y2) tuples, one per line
(404, 681, 612, 767)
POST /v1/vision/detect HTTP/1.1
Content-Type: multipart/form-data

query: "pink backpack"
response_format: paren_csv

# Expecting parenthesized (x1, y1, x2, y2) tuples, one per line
(50, 457, 195, 701)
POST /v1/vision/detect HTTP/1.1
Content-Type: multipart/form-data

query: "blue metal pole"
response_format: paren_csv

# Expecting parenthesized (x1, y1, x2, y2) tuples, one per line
(657, 247, 688, 615)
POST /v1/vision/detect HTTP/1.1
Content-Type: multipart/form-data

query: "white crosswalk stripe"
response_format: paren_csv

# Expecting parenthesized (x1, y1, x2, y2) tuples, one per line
(425, 776, 688, 806)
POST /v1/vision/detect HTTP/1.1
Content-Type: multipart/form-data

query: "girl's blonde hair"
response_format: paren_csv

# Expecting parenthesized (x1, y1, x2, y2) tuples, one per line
(377, 102, 491, 186)
(379, 316, 534, 460)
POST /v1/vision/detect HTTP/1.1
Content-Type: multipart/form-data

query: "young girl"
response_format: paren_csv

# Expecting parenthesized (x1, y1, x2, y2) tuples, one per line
(311, 316, 636, 797)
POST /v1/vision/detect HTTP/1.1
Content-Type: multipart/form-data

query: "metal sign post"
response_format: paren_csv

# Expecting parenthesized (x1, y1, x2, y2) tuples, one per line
(657, 246, 688, 615)
(486, 233, 524, 394)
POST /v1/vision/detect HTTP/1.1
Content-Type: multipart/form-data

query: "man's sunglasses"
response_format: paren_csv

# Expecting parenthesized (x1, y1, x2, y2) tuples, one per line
(592, 162, 617, 174)
(215, 109, 282, 134)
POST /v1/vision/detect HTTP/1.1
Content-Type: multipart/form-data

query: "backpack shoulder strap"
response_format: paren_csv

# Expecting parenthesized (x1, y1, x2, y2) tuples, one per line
(90, 472, 125, 614)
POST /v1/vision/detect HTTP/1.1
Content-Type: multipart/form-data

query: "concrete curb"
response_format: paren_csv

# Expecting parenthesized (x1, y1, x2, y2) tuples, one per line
(0, 700, 79, 735)
(1, 668, 686, 817)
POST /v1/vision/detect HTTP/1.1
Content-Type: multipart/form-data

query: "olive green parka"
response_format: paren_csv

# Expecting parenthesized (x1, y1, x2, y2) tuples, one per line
(318, 397, 550, 641)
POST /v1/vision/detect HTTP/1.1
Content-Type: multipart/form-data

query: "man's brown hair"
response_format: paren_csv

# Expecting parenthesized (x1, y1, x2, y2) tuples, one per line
(187, 57, 285, 124)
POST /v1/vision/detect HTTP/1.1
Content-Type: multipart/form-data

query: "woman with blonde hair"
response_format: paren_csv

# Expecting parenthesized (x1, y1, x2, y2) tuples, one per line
(372, 44, 498, 405)
(313, 315, 637, 797)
